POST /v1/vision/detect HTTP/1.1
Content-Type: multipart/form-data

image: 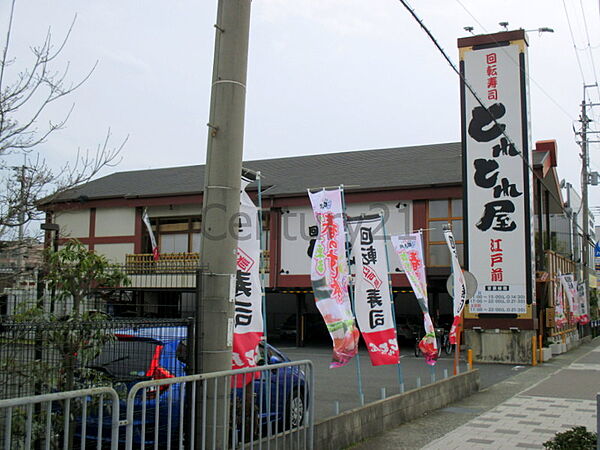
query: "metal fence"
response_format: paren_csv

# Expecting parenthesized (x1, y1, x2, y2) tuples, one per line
(0, 360, 314, 449)
(0, 318, 193, 400)
(0, 386, 120, 450)
(0, 265, 204, 319)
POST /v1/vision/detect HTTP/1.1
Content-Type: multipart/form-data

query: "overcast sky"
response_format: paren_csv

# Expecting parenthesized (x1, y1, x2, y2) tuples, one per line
(3, 1, 600, 209)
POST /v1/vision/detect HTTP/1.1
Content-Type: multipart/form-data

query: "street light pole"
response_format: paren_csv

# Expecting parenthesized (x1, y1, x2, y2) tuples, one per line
(197, 1, 252, 447)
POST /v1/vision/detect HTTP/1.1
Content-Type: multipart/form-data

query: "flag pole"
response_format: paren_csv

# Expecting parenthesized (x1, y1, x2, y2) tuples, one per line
(380, 212, 405, 392)
(340, 185, 365, 405)
(256, 172, 268, 356)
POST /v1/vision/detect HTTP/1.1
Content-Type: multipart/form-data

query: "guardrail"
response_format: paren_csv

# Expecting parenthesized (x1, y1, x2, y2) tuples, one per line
(0, 386, 120, 450)
(0, 360, 314, 449)
(124, 359, 314, 449)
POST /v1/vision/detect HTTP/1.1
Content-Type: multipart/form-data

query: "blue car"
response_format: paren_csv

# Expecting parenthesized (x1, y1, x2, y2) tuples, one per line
(81, 326, 308, 446)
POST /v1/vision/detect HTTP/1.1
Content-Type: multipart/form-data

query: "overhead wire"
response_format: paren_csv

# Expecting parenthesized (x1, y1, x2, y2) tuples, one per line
(578, 0, 600, 101)
(563, 0, 587, 85)
(458, 0, 600, 219)
(395, 0, 594, 241)
(454, 0, 578, 124)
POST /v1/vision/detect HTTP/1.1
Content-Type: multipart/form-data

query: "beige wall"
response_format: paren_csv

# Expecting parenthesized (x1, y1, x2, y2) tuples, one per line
(55, 210, 90, 238)
(94, 243, 134, 263)
(148, 204, 201, 217)
(95, 207, 136, 237)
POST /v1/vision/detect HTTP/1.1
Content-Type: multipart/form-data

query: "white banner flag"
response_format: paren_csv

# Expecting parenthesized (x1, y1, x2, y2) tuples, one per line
(577, 282, 590, 325)
(559, 274, 579, 321)
(349, 215, 399, 366)
(391, 233, 438, 365)
(443, 228, 466, 344)
(308, 188, 359, 368)
(142, 208, 159, 261)
(232, 175, 264, 386)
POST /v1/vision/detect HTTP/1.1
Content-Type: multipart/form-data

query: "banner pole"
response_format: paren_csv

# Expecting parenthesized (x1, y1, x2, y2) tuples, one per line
(454, 311, 463, 375)
(380, 213, 405, 391)
(340, 185, 365, 405)
(257, 172, 268, 357)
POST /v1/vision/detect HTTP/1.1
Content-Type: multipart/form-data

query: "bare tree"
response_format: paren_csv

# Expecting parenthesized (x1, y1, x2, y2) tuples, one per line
(0, 0, 127, 242)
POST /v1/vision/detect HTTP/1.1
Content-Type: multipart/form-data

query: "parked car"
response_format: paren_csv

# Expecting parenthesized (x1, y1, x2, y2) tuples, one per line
(78, 326, 307, 446)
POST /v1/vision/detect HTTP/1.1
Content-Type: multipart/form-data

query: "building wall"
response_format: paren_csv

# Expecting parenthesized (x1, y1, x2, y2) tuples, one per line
(279, 200, 412, 276)
(95, 207, 136, 237)
(55, 210, 90, 238)
(149, 204, 202, 217)
(94, 243, 135, 263)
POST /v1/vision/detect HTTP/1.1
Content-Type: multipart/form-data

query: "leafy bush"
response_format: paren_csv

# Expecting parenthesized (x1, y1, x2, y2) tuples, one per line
(543, 426, 597, 449)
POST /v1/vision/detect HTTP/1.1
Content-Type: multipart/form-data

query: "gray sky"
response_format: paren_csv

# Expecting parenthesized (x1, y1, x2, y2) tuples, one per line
(3, 1, 600, 208)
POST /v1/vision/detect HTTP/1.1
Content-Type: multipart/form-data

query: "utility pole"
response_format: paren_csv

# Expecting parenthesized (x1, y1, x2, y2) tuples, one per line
(579, 84, 599, 321)
(197, 1, 252, 448)
(13, 162, 27, 281)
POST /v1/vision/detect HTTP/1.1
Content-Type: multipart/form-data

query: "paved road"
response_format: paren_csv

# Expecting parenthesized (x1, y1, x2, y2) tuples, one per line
(272, 340, 530, 422)
(349, 337, 600, 449)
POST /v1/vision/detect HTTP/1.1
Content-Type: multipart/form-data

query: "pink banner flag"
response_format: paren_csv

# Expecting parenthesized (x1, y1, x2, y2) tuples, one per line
(559, 274, 579, 324)
(308, 188, 359, 368)
(554, 274, 567, 329)
(142, 208, 159, 261)
(232, 175, 264, 387)
(391, 233, 438, 365)
(349, 215, 399, 366)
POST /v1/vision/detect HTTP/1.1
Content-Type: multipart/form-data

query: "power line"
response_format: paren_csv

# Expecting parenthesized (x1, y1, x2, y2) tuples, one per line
(395, 0, 592, 240)
(578, 0, 600, 101)
(453, 0, 577, 123)
(563, 0, 587, 84)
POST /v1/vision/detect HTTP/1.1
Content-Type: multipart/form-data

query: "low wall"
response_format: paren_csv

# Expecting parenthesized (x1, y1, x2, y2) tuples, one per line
(464, 329, 536, 364)
(313, 369, 480, 450)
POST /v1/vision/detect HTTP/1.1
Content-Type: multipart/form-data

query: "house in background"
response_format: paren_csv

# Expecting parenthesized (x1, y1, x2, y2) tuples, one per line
(37, 140, 593, 363)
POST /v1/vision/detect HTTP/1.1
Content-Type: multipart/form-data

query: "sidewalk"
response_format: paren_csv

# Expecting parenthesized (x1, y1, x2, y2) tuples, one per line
(350, 337, 600, 449)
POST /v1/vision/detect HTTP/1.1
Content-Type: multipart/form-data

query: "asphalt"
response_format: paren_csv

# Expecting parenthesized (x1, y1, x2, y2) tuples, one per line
(275, 340, 529, 422)
(346, 337, 600, 449)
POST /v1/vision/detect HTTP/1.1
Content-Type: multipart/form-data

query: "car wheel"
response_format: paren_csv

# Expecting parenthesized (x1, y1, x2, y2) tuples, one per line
(287, 390, 305, 429)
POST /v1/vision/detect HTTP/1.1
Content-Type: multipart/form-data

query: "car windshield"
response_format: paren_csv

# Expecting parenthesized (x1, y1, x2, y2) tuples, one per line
(89, 339, 158, 378)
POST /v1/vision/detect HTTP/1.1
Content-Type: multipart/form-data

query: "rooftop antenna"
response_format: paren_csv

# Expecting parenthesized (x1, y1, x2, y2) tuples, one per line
(499, 21, 509, 31)
(463, 26, 474, 34)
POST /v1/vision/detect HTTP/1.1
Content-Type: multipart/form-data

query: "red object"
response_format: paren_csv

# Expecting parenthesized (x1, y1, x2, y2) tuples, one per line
(145, 345, 174, 398)
(418, 337, 438, 366)
(362, 328, 400, 366)
(152, 247, 160, 261)
(231, 331, 263, 388)
(449, 315, 461, 344)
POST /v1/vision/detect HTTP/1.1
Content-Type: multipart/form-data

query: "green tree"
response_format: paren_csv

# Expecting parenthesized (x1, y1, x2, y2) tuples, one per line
(45, 240, 129, 317)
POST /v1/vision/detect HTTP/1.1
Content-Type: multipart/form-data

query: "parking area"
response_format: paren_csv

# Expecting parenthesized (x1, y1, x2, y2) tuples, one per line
(274, 342, 530, 422)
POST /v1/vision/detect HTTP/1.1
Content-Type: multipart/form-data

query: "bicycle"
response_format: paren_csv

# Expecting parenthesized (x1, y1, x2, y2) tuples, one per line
(435, 327, 454, 356)
(414, 328, 453, 357)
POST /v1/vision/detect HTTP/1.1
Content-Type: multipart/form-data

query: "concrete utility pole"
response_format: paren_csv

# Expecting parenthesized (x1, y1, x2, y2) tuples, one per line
(579, 84, 598, 313)
(197, 0, 252, 447)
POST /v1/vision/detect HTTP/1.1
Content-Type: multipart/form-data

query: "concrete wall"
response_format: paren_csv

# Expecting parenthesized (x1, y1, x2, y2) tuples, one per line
(313, 370, 479, 450)
(464, 329, 535, 364)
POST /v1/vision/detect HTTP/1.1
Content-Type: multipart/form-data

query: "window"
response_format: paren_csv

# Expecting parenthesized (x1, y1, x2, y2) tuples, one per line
(427, 199, 464, 267)
(143, 212, 271, 254)
(142, 217, 201, 254)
